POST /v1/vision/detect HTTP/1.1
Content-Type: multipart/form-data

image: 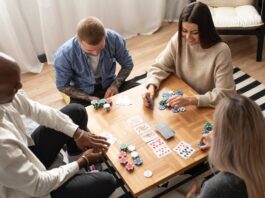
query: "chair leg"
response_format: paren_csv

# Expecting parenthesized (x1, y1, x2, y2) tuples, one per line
(256, 28, 265, 62)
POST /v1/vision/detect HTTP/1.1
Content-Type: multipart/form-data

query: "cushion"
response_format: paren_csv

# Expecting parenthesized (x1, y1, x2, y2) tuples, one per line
(61, 92, 70, 104)
(209, 5, 264, 29)
(198, 0, 255, 7)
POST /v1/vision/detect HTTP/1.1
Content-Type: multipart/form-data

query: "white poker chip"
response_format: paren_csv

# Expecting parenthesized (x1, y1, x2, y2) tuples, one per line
(131, 151, 139, 159)
(128, 145, 136, 152)
(144, 170, 153, 178)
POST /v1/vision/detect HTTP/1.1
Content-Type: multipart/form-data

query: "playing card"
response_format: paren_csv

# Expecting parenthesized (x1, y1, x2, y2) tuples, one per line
(147, 137, 166, 149)
(174, 141, 195, 159)
(153, 144, 172, 158)
(173, 141, 189, 153)
(101, 132, 117, 145)
(116, 96, 132, 106)
(126, 115, 144, 127)
(134, 123, 151, 135)
(147, 137, 172, 158)
(140, 131, 158, 143)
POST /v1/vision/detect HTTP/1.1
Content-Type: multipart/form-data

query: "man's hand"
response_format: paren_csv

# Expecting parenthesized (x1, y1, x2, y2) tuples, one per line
(74, 128, 110, 151)
(167, 96, 198, 108)
(104, 85, 118, 98)
(88, 96, 100, 101)
(77, 148, 102, 169)
(142, 84, 156, 108)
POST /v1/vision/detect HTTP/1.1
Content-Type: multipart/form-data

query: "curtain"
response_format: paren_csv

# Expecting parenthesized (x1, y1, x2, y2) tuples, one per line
(0, 0, 189, 73)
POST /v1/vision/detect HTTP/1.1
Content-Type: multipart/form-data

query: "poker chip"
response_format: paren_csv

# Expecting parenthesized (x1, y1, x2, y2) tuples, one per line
(131, 151, 139, 159)
(198, 141, 206, 147)
(159, 105, 167, 110)
(119, 157, 128, 166)
(118, 151, 127, 158)
(134, 157, 143, 166)
(175, 90, 184, 95)
(144, 170, 152, 178)
(127, 145, 136, 152)
(120, 144, 128, 152)
(125, 162, 135, 172)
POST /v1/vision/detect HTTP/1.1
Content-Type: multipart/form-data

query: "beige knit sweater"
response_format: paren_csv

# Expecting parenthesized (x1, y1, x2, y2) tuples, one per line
(147, 32, 236, 107)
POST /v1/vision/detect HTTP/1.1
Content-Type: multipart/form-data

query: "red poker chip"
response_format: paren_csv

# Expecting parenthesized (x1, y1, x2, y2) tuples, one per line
(119, 157, 128, 165)
(125, 162, 135, 172)
(118, 151, 127, 158)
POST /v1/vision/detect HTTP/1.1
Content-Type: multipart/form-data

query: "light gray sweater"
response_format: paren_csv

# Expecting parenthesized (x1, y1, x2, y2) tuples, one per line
(196, 172, 248, 198)
(147, 32, 236, 107)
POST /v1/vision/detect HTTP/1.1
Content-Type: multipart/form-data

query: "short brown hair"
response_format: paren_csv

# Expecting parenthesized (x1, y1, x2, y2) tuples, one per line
(77, 17, 105, 45)
(178, 2, 222, 56)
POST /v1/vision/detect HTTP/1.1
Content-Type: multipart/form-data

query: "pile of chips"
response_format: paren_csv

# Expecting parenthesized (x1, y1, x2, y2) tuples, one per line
(118, 144, 143, 172)
(198, 122, 213, 148)
(91, 98, 112, 112)
(159, 90, 186, 113)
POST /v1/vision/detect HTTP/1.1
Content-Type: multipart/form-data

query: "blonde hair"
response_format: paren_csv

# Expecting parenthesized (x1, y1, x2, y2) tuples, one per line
(77, 16, 105, 45)
(209, 94, 265, 198)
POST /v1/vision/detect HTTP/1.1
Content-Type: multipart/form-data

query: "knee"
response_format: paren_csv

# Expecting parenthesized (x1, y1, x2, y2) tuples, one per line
(61, 103, 88, 122)
(100, 172, 117, 196)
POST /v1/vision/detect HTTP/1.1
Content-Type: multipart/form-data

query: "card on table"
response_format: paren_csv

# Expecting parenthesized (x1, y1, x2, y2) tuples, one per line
(100, 132, 117, 145)
(147, 137, 172, 158)
(134, 123, 151, 135)
(126, 115, 144, 127)
(173, 141, 195, 160)
(140, 130, 158, 143)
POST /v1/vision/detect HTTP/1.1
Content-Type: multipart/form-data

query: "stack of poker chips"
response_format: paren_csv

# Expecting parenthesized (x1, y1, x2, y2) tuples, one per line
(159, 90, 186, 113)
(118, 144, 143, 172)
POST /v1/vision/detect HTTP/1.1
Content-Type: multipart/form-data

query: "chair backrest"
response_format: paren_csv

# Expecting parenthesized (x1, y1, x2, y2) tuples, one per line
(198, 0, 255, 7)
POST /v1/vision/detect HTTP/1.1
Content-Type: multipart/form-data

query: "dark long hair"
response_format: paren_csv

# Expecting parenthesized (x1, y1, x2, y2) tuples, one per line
(178, 2, 222, 56)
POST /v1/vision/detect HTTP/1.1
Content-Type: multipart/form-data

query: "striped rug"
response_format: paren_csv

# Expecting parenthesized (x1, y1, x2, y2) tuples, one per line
(233, 67, 265, 117)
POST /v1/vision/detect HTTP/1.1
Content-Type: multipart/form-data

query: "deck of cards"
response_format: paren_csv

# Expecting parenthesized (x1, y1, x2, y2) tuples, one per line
(173, 141, 195, 160)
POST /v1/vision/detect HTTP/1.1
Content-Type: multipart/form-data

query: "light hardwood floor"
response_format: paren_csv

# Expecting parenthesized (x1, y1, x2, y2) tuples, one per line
(21, 22, 265, 108)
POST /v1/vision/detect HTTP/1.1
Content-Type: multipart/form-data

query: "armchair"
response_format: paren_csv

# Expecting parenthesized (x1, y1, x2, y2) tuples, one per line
(197, 0, 265, 61)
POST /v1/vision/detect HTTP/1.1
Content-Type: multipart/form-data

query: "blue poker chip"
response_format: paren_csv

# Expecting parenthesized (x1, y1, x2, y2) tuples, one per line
(134, 157, 143, 166)
(159, 105, 167, 110)
(175, 90, 184, 95)
(198, 141, 206, 147)
(172, 108, 180, 113)
(162, 92, 173, 98)
(201, 130, 209, 135)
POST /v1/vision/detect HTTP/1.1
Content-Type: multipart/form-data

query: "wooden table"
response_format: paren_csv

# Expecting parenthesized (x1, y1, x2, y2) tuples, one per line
(87, 76, 214, 197)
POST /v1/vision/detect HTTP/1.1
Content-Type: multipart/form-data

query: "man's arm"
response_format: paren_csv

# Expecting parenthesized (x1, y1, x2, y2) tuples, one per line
(61, 86, 97, 101)
(111, 65, 133, 88)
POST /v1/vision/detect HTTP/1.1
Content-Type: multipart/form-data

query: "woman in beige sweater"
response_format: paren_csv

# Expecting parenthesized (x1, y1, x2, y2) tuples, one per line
(143, 2, 236, 108)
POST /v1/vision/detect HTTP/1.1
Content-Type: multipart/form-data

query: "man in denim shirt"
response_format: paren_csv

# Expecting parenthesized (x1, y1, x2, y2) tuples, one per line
(54, 17, 139, 106)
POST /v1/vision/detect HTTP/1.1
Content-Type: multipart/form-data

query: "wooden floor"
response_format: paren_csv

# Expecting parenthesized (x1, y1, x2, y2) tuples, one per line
(21, 22, 265, 108)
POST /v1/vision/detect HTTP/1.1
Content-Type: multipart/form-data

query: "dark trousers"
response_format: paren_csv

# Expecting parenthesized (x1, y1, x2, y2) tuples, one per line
(70, 79, 140, 107)
(29, 103, 116, 198)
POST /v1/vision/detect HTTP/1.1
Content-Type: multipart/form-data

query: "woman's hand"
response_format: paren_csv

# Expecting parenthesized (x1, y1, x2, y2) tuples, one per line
(142, 84, 156, 108)
(167, 96, 198, 108)
(199, 130, 213, 151)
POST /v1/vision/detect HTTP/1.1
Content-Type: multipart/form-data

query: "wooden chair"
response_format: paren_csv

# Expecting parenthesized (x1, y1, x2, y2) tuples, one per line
(197, 0, 265, 62)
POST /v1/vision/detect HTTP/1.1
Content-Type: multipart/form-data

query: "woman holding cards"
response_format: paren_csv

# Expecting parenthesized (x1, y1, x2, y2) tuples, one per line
(142, 2, 235, 108)
(187, 94, 265, 198)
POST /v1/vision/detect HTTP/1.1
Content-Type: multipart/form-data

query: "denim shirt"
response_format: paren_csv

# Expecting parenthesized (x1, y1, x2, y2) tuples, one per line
(54, 29, 133, 95)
